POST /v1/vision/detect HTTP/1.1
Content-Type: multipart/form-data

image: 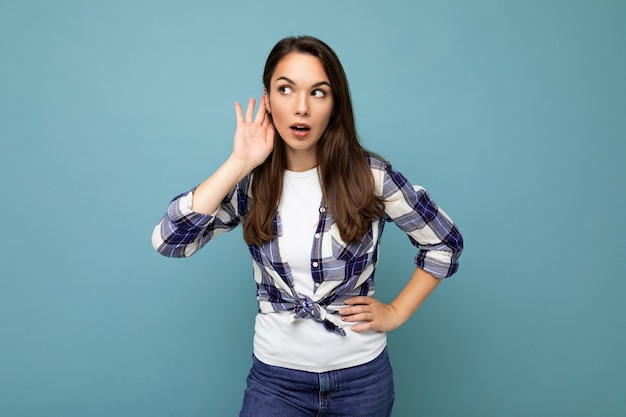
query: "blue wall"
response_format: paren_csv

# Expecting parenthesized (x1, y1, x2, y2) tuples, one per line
(1, 1, 624, 416)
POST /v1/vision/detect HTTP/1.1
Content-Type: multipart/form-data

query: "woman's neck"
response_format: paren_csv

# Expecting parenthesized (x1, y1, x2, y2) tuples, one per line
(285, 150, 317, 172)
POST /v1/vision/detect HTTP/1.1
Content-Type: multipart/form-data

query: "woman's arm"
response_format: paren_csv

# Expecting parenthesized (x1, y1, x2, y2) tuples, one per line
(192, 97, 274, 215)
(152, 97, 274, 257)
(340, 267, 440, 332)
(339, 160, 463, 332)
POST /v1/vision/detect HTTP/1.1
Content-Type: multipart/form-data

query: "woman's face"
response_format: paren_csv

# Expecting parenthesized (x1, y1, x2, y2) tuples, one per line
(265, 52, 333, 170)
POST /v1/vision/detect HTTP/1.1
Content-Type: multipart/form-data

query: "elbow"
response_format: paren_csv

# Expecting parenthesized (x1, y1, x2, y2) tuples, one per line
(447, 231, 464, 277)
(457, 230, 464, 255)
(151, 223, 183, 258)
(453, 232, 464, 259)
(151, 222, 203, 258)
(151, 223, 171, 257)
(446, 224, 464, 260)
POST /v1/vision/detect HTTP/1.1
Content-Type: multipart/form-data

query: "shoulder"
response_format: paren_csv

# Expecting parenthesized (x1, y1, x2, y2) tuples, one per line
(364, 152, 420, 199)
(365, 152, 391, 173)
(364, 152, 396, 196)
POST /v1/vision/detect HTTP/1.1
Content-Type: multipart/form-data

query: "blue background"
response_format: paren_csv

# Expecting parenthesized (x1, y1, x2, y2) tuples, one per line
(1, 0, 624, 416)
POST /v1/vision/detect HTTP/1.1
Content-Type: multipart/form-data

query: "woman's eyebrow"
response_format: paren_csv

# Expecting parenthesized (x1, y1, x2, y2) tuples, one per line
(276, 76, 331, 88)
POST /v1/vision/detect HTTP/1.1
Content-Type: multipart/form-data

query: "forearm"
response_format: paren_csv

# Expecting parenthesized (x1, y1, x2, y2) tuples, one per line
(192, 96, 274, 215)
(341, 267, 441, 332)
(153, 97, 273, 257)
(389, 267, 441, 327)
(192, 155, 254, 215)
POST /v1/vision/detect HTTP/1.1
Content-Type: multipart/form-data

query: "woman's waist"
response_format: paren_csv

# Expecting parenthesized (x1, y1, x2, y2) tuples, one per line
(252, 311, 387, 373)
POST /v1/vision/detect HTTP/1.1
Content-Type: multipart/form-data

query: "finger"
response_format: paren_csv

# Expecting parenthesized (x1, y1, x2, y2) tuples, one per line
(342, 312, 372, 323)
(344, 296, 373, 305)
(245, 97, 255, 123)
(340, 305, 367, 316)
(265, 123, 275, 142)
(339, 306, 352, 316)
(341, 305, 373, 320)
(350, 322, 372, 332)
(259, 107, 270, 128)
(254, 96, 267, 124)
(263, 107, 274, 129)
(234, 102, 244, 124)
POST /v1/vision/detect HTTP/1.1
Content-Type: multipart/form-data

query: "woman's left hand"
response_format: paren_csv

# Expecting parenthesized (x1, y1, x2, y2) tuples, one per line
(339, 297, 403, 332)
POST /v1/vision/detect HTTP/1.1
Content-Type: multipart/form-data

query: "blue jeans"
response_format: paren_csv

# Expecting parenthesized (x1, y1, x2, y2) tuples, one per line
(239, 348, 395, 417)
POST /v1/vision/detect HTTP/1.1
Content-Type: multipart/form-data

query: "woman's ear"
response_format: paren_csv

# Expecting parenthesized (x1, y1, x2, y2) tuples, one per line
(263, 88, 271, 114)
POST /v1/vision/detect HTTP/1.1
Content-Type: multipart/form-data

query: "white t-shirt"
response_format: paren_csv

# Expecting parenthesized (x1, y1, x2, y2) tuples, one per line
(253, 167, 386, 372)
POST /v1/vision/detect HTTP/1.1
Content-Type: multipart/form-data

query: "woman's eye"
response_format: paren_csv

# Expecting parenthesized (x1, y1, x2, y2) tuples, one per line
(279, 86, 293, 94)
(312, 89, 326, 98)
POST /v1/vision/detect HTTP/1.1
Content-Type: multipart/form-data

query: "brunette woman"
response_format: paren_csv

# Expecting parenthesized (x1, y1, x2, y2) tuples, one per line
(152, 35, 463, 417)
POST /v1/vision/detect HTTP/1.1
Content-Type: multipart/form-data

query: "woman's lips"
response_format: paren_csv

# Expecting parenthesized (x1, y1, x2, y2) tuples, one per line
(290, 123, 311, 138)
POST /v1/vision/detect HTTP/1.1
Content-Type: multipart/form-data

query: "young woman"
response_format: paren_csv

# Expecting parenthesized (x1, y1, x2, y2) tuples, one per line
(152, 35, 463, 417)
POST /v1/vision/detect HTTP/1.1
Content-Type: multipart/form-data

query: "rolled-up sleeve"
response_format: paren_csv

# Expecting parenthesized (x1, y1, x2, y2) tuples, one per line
(376, 162, 463, 279)
(152, 176, 251, 258)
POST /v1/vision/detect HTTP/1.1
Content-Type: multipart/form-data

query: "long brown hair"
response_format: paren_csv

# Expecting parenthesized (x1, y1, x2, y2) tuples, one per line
(243, 36, 384, 246)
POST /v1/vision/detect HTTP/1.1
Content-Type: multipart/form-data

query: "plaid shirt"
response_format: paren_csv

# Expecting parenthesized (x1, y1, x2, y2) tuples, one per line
(152, 156, 463, 335)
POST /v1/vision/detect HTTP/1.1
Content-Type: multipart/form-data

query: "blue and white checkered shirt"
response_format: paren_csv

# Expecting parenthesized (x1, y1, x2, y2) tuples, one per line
(152, 156, 463, 336)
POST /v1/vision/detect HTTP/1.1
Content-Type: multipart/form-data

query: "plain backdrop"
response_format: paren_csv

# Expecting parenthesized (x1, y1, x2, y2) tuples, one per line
(1, 1, 624, 416)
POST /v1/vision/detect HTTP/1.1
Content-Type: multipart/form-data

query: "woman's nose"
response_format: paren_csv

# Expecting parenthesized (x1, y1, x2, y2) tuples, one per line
(295, 93, 309, 116)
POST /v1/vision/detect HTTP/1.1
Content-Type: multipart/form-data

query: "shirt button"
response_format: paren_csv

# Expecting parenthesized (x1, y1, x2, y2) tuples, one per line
(314, 283, 320, 288)
(314, 233, 320, 239)
(319, 207, 326, 213)
(312, 262, 319, 268)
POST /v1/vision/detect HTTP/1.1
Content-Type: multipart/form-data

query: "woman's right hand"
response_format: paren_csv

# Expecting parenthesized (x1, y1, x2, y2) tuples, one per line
(232, 96, 275, 170)
(190, 96, 274, 215)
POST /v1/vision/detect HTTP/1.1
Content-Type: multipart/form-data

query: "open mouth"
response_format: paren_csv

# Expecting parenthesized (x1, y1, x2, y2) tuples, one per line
(290, 123, 311, 133)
